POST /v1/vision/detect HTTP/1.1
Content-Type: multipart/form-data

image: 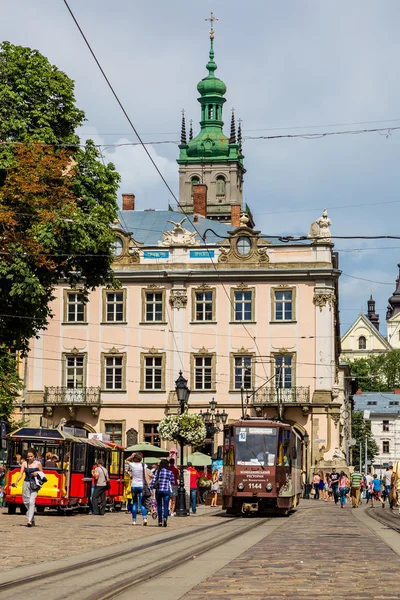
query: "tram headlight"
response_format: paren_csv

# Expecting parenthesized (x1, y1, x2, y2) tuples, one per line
(237, 483, 245, 491)
(266, 483, 273, 492)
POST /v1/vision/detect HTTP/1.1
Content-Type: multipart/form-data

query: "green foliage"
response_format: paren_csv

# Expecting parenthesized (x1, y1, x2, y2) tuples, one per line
(351, 411, 379, 467)
(0, 348, 23, 423)
(349, 351, 400, 392)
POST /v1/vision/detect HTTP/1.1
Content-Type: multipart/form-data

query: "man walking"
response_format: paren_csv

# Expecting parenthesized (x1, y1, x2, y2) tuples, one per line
(330, 468, 340, 505)
(92, 459, 109, 516)
(350, 467, 362, 508)
(187, 462, 200, 514)
(384, 465, 393, 508)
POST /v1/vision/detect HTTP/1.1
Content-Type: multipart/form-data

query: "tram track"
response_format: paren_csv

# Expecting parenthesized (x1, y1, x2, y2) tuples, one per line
(0, 515, 274, 600)
(365, 506, 400, 533)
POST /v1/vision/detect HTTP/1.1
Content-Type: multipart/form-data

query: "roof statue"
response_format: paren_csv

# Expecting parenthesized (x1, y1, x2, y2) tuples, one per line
(159, 217, 200, 247)
(308, 208, 332, 243)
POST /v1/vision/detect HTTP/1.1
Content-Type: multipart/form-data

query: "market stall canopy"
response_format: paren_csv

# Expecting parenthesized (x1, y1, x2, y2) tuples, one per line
(143, 457, 161, 465)
(125, 442, 169, 456)
(184, 451, 212, 467)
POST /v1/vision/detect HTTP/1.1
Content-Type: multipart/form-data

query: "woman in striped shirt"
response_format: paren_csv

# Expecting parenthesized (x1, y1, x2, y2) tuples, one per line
(150, 459, 175, 527)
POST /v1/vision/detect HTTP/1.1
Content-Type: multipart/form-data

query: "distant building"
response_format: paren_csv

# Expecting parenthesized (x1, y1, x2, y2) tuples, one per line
(386, 264, 400, 349)
(354, 392, 400, 476)
(341, 297, 391, 362)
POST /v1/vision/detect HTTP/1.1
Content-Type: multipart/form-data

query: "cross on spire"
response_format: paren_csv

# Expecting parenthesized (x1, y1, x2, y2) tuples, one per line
(205, 12, 219, 40)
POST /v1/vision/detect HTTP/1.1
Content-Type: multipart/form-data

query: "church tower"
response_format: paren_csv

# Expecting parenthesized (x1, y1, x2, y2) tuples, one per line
(386, 264, 400, 348)
(177, 14, 248, 224)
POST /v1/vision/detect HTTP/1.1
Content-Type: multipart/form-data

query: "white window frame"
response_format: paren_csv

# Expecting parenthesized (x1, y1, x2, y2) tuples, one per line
(145, 292, 163, 322)
(194, 355, 213, 391)
(234, 356, 252, 390)
(274, 290, 293, 321)
(67, 292, 85, 323)
(233, 290, 253, 322)
(106, 292, 124, 322)
(195, 291, 213, 322)
(144, 356, 163, 391)
(105, 356, 123, 390)
(65, 354, 85, 389)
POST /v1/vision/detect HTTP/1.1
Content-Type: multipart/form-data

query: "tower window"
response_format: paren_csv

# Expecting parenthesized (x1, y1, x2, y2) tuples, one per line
(216, 176, 226, 196)
(191, 176, 200, 197)
(358, 336, 366, 350)
(208, 105, 214, 119)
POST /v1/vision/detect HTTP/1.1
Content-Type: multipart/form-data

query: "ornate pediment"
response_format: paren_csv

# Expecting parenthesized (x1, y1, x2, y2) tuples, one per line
(159, 217, 200, 247)
(218, 219, 271, 265)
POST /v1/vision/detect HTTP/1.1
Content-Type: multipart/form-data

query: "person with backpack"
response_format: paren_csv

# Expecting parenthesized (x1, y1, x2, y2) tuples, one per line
(126, 453, 151, 526)
(151, 459, 175, 527)
(91, 459, 109, 516)
(12, 447, 43, 527)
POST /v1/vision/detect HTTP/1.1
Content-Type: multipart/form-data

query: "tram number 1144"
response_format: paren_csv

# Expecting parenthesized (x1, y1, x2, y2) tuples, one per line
(248, 483, 262, 489)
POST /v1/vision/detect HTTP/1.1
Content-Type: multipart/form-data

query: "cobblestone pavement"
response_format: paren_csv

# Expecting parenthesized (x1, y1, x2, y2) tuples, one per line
(0, 505, 220, 572)
(184, 501, 400, 600)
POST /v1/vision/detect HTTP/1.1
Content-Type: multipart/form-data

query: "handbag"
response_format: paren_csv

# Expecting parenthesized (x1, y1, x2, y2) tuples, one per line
(101, 467, 111, 491)
(142, 463, 151, 499)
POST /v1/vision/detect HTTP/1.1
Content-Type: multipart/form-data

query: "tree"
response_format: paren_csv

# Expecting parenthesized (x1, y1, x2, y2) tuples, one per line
(351, 411, 379, 468)
(0, 43, 120, 421)
(349, 351, 400, 392)
(0, 348, 23, 423)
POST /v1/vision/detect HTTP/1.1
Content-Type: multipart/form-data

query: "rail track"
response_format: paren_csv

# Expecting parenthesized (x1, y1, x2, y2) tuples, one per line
(0, 514, 275, 600)
(366, 506, 400, 533)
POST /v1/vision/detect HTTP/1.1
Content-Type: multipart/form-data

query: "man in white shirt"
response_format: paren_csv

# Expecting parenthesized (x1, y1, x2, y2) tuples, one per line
(384, 465, 393, 508)
(365, 472, 373, 504)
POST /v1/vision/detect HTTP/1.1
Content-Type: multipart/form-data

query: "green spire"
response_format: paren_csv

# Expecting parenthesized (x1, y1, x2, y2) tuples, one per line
(178, 32, 242, 165)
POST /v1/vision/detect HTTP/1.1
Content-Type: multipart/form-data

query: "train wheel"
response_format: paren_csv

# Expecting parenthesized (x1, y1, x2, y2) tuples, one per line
(20, 505, 27, 515)
(7, 504, 16, 515)
(36, 506, 45, 514)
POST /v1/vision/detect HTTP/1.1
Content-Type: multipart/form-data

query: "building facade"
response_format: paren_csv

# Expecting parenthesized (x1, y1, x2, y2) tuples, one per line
(354, 392, 400, 476)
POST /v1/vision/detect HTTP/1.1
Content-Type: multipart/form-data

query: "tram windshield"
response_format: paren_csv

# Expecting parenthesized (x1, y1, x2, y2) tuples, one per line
(235, 427, 277, 467)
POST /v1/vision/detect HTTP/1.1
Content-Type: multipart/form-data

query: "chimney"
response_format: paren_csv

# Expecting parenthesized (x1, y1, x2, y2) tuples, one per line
(193, 184, 207, 218)
(122, 193, 135, 211)
(231, 205, 241, 227)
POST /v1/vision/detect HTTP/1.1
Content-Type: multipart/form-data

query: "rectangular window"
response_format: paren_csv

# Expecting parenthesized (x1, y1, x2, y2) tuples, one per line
(234, 290, 253, 321)
(106, 292, 124, 322)
(143, 423, 160, 447)
(145, 292, 163, 322)
(383, 441, 390, 454)
(105, 423, 123, 445)
(275, 355, 293, 388)
(234, 356, 252, 390)
(145, 356, 163, 390)
(274, 290, 293, 321)
(195, 291, 213, 321)
(66, 355, 85, 388)
(105, 356, 123, 390)
(194, 355, 213, 390)
(383, 420, 390, 432)
(67, 292, 85, 322)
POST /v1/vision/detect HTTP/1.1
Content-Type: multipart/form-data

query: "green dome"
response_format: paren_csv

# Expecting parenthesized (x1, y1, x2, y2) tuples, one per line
(197, 58, 227, 96)
(186, 129, 230, 159)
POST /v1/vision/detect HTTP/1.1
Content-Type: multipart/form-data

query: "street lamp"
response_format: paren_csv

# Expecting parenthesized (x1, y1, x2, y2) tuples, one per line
(303, 432, 310, 499)
(175, 371, 190, 517)
(200, 398, 229, 455)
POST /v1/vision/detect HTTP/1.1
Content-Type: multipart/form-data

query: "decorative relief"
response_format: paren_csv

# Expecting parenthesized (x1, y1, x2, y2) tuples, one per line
(258, 248, 270, 264)
(308, 208, 332, 244)
(332, 387, 340, 399)
(236, 283, 248, 290)
(331, 413, 340, 427)
(218, 247, 229, 263)
(197, 346, 210, 355)
(147, 347, 159, 354)
(45, 406, 53, 417)
(128, 249, 140, 263)
(169, 289, 188, 309)
(159, 217, 199, 247)
(313, 290, 336, 312)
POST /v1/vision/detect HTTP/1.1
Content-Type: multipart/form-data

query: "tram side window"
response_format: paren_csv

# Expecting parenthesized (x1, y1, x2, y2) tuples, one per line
(277, 429, 291, 467)
(72, 444, 86, 472)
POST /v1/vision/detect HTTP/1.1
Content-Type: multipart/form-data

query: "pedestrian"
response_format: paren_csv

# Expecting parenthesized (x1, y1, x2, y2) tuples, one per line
(318, 473, 325, 500)
(384, 465, 393, 508)
(371, 473, 385, 508)
(329, 468, 340, 505)
(91, 459, 109, 516)
(312, 472, 321, 500)
(187, 462, 200, 513)
(392, 461, 400, 512)
(12, 447, 43, 527)
(169, 458, 179, 517)
(126, 452, 151, 526)
(339, 471, 347, 508)
(365, 471, 373, 503)
(210, 469, 219, 507)
(350, 467, 362, 508)
(151, 459, 175, 527)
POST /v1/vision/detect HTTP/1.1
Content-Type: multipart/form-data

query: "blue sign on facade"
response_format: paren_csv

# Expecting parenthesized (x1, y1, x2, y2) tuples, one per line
(190, 250, 215, 259)
(143, 251, 169, 259)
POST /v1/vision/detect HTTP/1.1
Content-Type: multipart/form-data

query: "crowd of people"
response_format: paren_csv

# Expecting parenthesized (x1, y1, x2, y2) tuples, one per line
(311, 465, 399, 510)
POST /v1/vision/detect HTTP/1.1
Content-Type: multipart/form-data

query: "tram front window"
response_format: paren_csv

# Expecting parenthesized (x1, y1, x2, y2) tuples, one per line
(236, 427, 277, 467)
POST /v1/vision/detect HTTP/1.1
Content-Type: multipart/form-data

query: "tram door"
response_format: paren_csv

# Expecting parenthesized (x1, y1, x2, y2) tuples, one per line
(70, 442, 90, 501)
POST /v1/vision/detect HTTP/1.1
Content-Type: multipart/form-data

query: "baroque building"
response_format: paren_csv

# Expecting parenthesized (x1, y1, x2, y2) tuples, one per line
(21, 28, 347, 472)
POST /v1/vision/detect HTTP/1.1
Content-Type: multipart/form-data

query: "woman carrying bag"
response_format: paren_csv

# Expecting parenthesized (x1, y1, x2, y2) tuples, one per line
(151, 459, 175, 527)
(210, 469, 219, 507)
(12, 448, 43, 527)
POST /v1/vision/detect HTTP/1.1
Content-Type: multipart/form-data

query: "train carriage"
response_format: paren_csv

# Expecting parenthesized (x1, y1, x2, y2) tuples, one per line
(4, 427, 124, 514)
(222, 419, 302, 515)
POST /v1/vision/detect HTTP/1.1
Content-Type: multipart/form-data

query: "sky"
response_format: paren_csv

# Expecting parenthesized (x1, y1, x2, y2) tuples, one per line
(2, 0, 400, 337)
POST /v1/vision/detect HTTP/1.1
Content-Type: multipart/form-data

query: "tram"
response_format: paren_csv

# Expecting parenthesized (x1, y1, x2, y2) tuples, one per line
(222, 419, 302, 515)
(4, 427, 124, 514)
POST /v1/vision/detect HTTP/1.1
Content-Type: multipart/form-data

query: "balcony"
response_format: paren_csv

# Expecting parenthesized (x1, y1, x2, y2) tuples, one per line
(251, 386, 310, 406)
(44, 386, 101, 417)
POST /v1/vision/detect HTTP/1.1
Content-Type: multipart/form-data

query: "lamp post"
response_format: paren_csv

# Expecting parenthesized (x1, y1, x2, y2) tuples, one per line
(303, 432, 310, 499)
(200, 398, 228, 455)
(175, 371, 190, 517)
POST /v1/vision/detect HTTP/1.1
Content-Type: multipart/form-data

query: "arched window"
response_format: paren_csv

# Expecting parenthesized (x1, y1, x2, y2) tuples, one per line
(216, 176, 226, 196)
(191, 176, 200, 197)
(358, 336, 367, 350)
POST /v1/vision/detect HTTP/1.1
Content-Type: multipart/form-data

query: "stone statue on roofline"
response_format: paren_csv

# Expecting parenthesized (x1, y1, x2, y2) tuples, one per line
(159, 216, 200, 246)
(308, 208, 332, 243)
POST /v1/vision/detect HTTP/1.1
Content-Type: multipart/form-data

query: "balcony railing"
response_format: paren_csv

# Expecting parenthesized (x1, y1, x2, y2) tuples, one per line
(44, 386, 101, 405)
(250, 386, 310, 405)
